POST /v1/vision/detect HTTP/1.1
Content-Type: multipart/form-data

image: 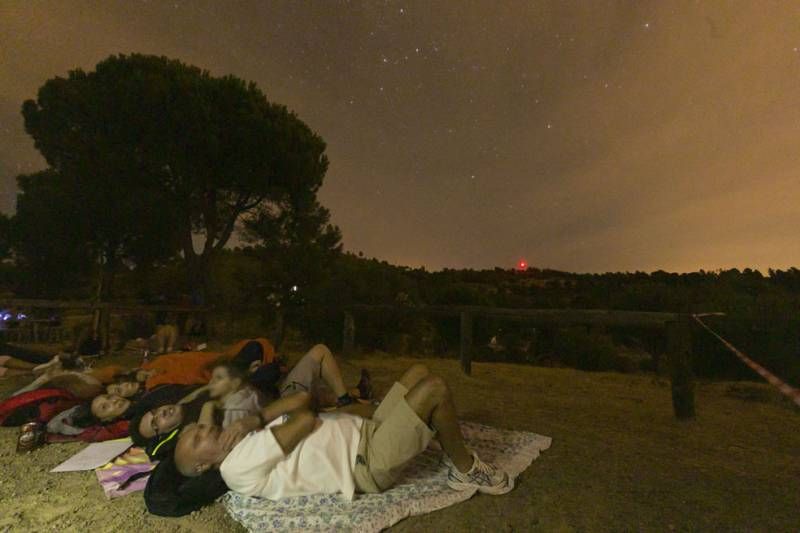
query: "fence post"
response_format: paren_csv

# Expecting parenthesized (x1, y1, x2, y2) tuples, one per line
(343, 311, 355, 355)
(460, 311, 473, 376)
(665, 315, 695, 420)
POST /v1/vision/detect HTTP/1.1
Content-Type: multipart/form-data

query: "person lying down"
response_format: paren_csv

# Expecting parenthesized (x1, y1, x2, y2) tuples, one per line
(174, 363, 513, 501)
(142, 344, 373, 517)
(131, 344, 369, 457)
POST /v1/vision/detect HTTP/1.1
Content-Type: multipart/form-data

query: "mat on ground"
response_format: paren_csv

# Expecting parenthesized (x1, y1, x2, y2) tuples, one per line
(223, 421, 552, 532)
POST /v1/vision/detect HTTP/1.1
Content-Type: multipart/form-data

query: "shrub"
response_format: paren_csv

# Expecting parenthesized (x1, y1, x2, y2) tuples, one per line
(554, 327, 621, 372)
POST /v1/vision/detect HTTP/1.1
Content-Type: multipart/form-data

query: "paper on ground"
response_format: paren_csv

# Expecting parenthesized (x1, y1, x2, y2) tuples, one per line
(50, 438, 133, 472)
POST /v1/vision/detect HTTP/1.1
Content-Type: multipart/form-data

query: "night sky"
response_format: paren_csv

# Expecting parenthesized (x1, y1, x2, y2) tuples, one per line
(2, 1, 800, 273)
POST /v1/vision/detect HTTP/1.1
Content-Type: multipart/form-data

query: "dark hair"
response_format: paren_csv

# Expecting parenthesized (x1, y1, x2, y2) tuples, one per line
(129, 410, 149, 447)
(211, 360, 248, 382)
(108, 373, 144, 402)
(70, 403, 101, 429)
(231, 340, 263, 371)
(139, 395, 207, 460)
(113, 371, 140, 384)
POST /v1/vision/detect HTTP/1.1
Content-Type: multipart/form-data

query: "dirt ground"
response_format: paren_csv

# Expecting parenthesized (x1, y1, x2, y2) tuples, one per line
(1, 347, 799, 532)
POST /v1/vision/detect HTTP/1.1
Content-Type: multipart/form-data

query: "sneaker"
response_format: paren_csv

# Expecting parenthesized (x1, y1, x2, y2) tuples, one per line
(447, 452, 514, 495)
(357, 369, 373, 400)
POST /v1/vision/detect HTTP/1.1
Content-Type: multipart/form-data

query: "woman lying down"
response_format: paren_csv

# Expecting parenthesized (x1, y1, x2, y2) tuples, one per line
(0, 338, 280, 444)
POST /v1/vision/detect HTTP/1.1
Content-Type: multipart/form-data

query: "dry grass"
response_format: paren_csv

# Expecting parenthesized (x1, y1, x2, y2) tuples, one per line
(1, 348, 798, 532)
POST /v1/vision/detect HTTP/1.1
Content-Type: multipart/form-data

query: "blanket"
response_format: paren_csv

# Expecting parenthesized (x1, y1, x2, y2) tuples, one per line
(95, 447, 156, 499)
(222, 421, 552, 532)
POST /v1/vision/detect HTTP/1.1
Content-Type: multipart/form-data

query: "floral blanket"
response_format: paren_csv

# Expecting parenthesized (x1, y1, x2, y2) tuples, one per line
(222, 421, 552, 532)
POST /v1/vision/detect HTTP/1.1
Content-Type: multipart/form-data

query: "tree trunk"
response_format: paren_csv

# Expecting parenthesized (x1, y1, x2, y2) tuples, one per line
(185, 252, 211, 305)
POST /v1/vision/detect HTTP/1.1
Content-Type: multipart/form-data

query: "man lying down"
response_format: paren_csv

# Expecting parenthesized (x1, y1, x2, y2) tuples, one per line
(173, 363, 513, 501)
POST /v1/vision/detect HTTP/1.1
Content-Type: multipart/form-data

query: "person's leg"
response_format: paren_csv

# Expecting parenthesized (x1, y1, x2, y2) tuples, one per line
(403, 374, 513, 494)
(154, 326, 166, 353)
(308, 344, 347, 398)
(403, 375, 472, 472)
(0, 355, 28, 377)
(0, 356, 37, 371)
(165, 325, 177, 352)
(1, 368, 34, 377)
(280, 344, 347, 400)
(0, 343, 52, 365)
(397, 363, 430, 391)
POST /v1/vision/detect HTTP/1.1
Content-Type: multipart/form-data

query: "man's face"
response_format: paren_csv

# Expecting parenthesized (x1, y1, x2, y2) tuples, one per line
(175, 423, 224, 476)
(138, 403, 184, 439)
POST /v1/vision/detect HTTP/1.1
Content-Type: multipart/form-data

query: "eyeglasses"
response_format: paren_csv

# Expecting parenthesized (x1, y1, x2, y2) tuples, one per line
(149, 408, 161, 439)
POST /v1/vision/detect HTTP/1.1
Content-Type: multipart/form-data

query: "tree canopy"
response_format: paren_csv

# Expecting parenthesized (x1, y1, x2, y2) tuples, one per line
(20, 53, 330, 297)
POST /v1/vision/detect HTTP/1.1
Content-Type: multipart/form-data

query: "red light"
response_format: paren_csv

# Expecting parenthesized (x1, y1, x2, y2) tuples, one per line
(517, 260, 527, 270)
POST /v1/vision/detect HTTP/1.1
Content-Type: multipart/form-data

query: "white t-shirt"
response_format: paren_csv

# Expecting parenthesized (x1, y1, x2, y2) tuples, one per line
(221, 387, 265, 428)
(220, 412, 364, 501)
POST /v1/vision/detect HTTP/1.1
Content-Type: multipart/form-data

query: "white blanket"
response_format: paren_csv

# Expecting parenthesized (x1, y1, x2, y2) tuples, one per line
(222, 422, 552, 532)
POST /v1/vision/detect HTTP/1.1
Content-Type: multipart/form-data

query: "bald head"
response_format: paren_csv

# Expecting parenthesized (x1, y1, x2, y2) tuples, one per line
(174, 423, 226, 477)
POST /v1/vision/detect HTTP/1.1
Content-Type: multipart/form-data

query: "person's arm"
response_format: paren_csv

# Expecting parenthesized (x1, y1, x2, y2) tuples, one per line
(32, 355, 61, 375)
(269, 409, 317, 456)
(177, 384, 210, 405)
(258, 391, 311, 425)
(12, 373, 52, 396)
(217, 392, 313, 453)
(331, 401, 377, 419)
(197, 401, 217, 426)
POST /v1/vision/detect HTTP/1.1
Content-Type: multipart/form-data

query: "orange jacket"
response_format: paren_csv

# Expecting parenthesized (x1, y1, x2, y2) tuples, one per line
(142, 338, 276, 390)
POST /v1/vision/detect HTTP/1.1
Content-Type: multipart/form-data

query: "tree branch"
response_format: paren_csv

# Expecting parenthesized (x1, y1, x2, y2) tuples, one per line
(212, 193, 265, 252)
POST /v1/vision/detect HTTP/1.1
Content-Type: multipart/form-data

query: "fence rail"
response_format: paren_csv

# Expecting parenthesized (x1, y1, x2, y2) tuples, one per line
(346, 304, 713, 420)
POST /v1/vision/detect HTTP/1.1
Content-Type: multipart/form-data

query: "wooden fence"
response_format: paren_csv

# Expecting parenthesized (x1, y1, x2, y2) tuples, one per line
(344, 304, 701, 420)
(0, 298, 210, 351)
(0, 298, 703, 420)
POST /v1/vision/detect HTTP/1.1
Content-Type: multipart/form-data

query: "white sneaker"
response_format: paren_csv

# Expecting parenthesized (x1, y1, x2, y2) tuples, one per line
(446, 452, 514, 495)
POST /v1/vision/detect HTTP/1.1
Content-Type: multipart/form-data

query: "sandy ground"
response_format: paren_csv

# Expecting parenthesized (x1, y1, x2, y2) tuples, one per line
(1, 348, 799, 532)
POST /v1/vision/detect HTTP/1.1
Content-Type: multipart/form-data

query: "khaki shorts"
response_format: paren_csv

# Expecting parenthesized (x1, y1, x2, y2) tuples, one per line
(278, 352, 322, 397)
(353, 382, 435, 493)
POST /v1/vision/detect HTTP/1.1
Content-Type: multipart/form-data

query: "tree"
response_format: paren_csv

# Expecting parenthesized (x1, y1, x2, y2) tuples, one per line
(21, 53, 329, 300)
(10, 170, 93, 296)
(242, 191, 342, 305)
(10, 168, 176, 298)
(0, 212, 11, 260)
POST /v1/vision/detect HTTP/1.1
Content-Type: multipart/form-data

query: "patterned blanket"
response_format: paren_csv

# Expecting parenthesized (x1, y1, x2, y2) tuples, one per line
(222, 422, 552, 532)
(95, 447, 155, 499)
